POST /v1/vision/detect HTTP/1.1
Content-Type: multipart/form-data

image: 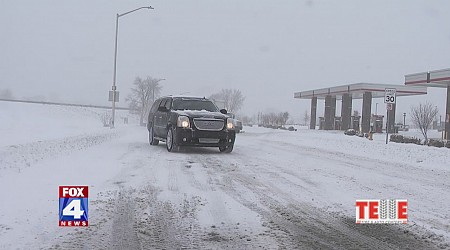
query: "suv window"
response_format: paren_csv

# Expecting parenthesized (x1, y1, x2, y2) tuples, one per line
(159, 99, 168, 109)
(150, 99, 162, 113)
(164, 98, 172, 110)
(172, 99, 218, 112)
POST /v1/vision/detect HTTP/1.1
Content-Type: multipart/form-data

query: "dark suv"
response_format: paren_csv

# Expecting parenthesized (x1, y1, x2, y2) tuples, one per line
(147, 96, 236, 152)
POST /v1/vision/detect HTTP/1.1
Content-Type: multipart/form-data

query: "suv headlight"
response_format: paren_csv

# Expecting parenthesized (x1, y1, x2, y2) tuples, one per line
(177, 116, 190, 128)
(226, 118, 235, 130)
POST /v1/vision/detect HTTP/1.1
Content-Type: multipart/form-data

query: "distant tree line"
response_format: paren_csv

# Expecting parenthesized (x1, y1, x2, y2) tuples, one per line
(258, 111, 290, 126)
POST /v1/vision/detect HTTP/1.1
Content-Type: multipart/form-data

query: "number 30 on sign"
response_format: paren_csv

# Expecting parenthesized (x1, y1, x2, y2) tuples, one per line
(384, 88, 396, 104)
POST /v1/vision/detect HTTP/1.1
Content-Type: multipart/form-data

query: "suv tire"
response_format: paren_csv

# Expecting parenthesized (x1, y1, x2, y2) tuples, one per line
(219, 144, 234, 153)
(166, 127, 176, 152)
(149, 125, 159, 146)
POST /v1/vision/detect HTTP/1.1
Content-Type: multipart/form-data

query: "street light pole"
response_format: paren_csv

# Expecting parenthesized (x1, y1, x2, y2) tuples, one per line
(111, 6, 154, 128)
(375, 103, 378, 115)
(111, 13, 119, 128)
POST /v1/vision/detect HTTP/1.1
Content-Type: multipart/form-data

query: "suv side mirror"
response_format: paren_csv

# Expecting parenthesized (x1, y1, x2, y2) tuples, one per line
(220, 109, 227, 114)
(158, 106, 168, 112)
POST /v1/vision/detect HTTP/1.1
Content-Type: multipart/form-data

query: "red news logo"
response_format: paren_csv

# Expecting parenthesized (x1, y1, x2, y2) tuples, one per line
(59, 186, 89, 227)
(59, 186, 88, 198)
(356, 199, 407, 224)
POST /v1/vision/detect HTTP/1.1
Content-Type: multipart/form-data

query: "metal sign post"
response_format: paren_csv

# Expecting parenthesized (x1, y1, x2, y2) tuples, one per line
(386, 106, 389, 144)
(384, 89, 396, 144)
(385, 104, 392, 144)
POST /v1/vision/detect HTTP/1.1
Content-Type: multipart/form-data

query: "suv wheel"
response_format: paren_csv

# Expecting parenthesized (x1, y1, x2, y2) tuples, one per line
(219, 144, 234, 153)
(149, 125, 159, 146)
(166, 127, 176, 152)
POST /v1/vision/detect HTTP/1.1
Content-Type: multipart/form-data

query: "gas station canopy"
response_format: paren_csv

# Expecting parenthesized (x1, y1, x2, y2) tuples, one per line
(294, 83, 427, 100)
(404, 67, 450, 140)
(405, 68, 450, 88)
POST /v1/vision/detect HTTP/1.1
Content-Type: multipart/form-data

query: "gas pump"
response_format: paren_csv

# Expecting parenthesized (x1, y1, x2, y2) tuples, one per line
(371, 115, 384, 133)
(319, 117, 325, 130)
(351, 116, 361, 131)
(334, 117, 342, 130)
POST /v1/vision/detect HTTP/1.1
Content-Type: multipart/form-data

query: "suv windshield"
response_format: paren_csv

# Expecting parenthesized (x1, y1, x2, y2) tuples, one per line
(172, 99, 219, 112)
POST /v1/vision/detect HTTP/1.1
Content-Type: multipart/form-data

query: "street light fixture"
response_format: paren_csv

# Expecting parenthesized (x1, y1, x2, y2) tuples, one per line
(111, 6, 154, 128)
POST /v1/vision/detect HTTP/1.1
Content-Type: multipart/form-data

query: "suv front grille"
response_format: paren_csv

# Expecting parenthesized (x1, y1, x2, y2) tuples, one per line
(193, 118, 224, 131)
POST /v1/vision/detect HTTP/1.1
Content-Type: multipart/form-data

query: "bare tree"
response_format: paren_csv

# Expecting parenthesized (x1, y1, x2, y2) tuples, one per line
(99, 111, 112, 127)
(209, 89, 245, 113)
(282, 112, 289, 126)
(0, 89, 13, 99)
(126, 76, 163, 126)
(240, 115, 253, 125)
(147, 76, 163, 104)
(409, 102, 438, 144)
(303, 110, 310, 126)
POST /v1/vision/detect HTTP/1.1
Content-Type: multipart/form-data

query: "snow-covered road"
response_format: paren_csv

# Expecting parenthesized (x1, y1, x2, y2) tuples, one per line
(1, 119, 449, 249)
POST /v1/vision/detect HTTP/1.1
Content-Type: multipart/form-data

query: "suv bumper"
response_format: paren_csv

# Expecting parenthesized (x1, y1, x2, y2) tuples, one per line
(174, 127, 236, 147)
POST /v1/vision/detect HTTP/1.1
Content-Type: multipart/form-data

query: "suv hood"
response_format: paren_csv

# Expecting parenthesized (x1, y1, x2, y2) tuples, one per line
(173, 110, 228, 119)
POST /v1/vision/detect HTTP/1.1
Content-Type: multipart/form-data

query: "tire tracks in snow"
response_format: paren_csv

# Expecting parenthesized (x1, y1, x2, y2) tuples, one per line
(45, 128, 447, 249)
(186, 149, 446, 249)
(50, 142, 207, 249)
(250, 138, 450, 247)
(110, 189, 142, 250)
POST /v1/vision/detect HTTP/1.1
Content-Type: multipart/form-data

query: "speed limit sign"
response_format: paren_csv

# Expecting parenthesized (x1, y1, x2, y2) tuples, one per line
(385, 88, 396, 104)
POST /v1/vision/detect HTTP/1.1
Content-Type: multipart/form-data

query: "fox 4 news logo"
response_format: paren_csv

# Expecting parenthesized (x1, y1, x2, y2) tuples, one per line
(59, 186, 88, 227)
(356, 199, 407, 224)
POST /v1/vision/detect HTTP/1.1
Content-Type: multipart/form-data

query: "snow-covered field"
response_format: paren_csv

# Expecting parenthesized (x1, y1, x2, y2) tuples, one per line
(0, 102, 449, 249)
(0, 101, 135, 147)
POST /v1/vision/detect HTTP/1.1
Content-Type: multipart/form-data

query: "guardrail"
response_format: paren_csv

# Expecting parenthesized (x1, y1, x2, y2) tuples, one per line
(0, 98, 136, 111)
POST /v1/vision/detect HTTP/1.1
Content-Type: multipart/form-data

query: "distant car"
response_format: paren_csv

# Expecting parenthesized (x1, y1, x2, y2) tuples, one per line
(344, 129, 357, 136)
(147, 96, 236, 153)
(288, 126, 297, 131)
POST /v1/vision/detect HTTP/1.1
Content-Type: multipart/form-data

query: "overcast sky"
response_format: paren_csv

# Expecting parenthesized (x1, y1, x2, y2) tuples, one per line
(1, 0, 449, 122)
